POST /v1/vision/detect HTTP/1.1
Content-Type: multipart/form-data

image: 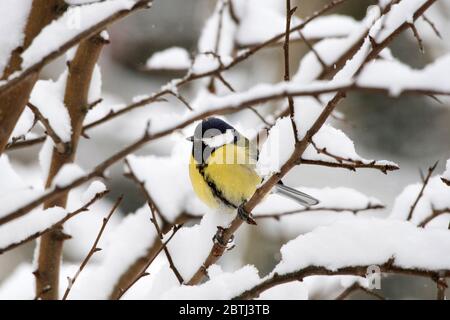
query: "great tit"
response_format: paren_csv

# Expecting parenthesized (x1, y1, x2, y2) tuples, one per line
(187, 117, 319, 224)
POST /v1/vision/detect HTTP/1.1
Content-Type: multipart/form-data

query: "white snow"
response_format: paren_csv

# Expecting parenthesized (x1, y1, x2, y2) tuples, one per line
(9, 107, 35, 143)
(162, 265, 261, 299)
(357, 54, 450, 96)
(302, 124, 398, 169)
(442, 159, 450, 183)
(81, 180, 107, 203)
(30, 71, 72, 142)
(372, 0, 427, 43)
(167, 211, 233, 281)
(0, 207, 67, 251)
(236, 1, 301, 46)
(0, 155, 45, 220)
(198, 0, 236, 58)
(257, 281, 308, 300)
(52, 163, 85, 188)
(273, 218, 450, 275)
(389, 176, 450, 227)
(146, 47, 191, 70)
(0, 0, 32, 76)
(257, 117, 295, 178)
(20, 0, 140, 71)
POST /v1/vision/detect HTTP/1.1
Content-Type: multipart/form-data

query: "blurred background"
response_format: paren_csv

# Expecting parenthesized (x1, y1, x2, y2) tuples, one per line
(2, 0, 450, 299)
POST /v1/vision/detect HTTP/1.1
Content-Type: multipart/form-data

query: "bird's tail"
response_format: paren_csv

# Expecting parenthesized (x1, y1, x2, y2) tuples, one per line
(274, 183, 319, 207)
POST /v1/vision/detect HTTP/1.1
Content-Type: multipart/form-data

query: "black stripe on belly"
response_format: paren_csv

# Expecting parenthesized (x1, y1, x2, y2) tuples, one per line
(197, 164, 238, 209)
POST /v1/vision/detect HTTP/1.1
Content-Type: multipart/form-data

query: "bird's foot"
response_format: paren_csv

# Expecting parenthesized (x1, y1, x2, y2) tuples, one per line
(212, 226, 235, 252)
(237, 205, 257, 225)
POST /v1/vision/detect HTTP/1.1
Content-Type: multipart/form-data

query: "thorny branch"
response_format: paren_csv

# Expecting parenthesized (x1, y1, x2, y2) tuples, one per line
(62, 195, 122, 300)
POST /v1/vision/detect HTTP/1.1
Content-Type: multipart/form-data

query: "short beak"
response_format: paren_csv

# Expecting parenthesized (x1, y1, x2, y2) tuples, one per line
(186, 136, 194, 142)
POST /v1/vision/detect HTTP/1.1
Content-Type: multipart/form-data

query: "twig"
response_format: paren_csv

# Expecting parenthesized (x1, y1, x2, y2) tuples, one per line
(62, 195, 122, 300)
(255, 203, 384, 220)
(418, 207, 450, 228)
(407, 161, 438, 221)
(409, 23, 424, 53)
(308, 140, 399, 174)
(422, 15, 442, 39)
(297, 30, 328, 69)
(442, 178, 450, 187)
(283, 0, 299, 142)
(299, 158, 399, 173)
(115, 224, 183, 300)
(27, 102, 69, 153)
(0, 190, 108, 255)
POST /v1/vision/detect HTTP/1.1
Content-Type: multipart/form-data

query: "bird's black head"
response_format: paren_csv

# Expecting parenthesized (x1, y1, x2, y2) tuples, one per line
(188, 117, 240, 164)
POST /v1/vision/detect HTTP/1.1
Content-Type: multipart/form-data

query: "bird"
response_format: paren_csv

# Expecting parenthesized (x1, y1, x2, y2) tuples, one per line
(186, 117, 319, 226)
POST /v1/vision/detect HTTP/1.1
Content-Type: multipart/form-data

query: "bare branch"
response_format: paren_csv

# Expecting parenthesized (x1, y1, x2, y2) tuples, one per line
(255, 203, 384, 220)
(27, 102, 69, 153)
(62, 195, 122, 300)
(407, 161, 438, 221)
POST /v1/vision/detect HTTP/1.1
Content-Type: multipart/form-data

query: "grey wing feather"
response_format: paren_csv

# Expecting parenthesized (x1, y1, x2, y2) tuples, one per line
(274, 184, 319, 207)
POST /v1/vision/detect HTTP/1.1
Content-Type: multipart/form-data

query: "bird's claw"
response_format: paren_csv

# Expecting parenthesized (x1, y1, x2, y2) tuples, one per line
(212, 226, 235, 251)
(238, 205, 257, 225)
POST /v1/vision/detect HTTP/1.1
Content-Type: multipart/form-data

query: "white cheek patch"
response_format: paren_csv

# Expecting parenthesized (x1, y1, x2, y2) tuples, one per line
(202, 130, 235, 148)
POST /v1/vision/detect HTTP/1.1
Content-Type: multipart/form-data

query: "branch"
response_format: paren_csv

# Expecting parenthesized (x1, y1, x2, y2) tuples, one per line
(62, 195, 122, 300)
(27, 102, 68, 153)
(0, 190, 108, 255)
(299, 158, 399, 173)
(442, 178, 450, 187)
(283, 0, 299, 142)
(255, 203, 384, 220)
(115, 224, 183, 300)
(407, 161, 438, 221)
(36, 33, 108, 300)
(234, 263, 450, 300)
(305, 140, 399, 174)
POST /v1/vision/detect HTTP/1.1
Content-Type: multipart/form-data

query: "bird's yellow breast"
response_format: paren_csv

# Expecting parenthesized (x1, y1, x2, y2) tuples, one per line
(189, 143, 261, 209)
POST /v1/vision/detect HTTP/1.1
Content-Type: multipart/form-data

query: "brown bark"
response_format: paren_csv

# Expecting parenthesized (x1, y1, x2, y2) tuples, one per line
(0, 0, 67, 154)
(35, 34, 106, 300)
